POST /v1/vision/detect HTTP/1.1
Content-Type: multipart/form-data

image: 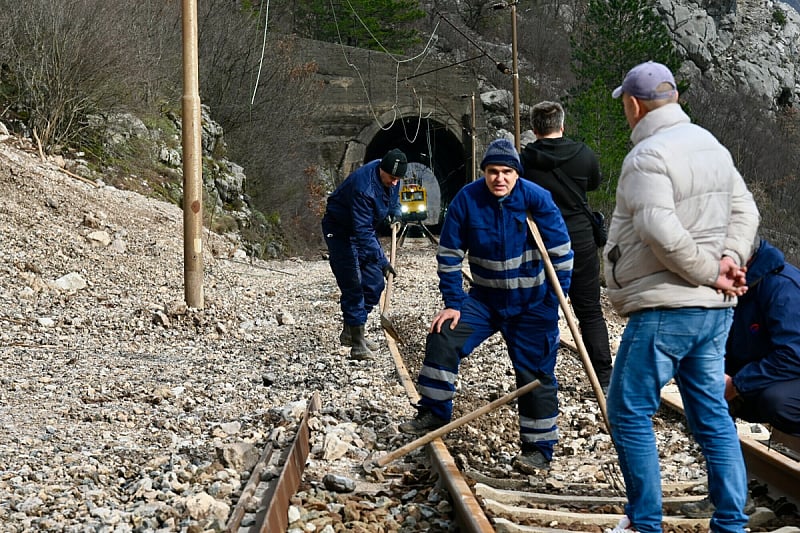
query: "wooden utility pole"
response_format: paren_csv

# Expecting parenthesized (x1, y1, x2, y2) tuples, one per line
(470, 93, 477, 181)
(462, 93, 478, 181)
(182, 0, 204, 308)
(510, 1, 521, 151)
(493, 1, 521, 151)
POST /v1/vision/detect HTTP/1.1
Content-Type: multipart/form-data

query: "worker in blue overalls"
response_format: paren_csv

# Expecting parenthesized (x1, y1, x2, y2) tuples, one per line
(322, 149, 405, 360)
(399, 139, 573, 473)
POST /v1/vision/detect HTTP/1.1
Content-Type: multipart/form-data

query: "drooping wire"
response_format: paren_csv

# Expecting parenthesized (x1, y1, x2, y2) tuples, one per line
(251, 0, 271, 105)
(330, 0, 441, 133)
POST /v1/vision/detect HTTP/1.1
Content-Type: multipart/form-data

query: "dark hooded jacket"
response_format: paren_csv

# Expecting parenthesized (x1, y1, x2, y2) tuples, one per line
(520, 138, 602, 245)
(726, 239, 800, 395)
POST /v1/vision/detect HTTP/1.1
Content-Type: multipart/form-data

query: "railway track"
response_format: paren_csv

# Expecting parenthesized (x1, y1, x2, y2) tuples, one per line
(233, 240, 800, 532)
(233, 323, 800, 532)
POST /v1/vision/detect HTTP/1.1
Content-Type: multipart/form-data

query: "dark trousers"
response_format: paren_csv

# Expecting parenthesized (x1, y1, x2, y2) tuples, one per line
(323, 229, 384, 326)
(417, 297, 561, 458)
(570, 239, 613, 387)
(733, 378, 800, 436)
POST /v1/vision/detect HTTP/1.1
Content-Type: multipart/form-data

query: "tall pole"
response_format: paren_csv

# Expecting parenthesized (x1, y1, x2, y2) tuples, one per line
(182, 0, 204, 308)
(470, 93, 477, 181)
(510, 1, 521, 151)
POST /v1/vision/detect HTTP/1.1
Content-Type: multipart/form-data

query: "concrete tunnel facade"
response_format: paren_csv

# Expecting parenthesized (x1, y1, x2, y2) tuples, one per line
(343, 107, 473, 230)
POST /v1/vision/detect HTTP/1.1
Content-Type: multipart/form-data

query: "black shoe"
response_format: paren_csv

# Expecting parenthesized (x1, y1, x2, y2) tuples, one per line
(398, 409, 447, 435)
(680, 495, 755, 518)
(513, 447, 551, 473)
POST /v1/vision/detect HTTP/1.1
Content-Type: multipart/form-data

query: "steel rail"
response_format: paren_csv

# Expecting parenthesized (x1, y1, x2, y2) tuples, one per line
(383, 331, 496, 532)
(230, 391, 321, 533)
(559, 323, 800, 508)
(661, 389, 800, 504)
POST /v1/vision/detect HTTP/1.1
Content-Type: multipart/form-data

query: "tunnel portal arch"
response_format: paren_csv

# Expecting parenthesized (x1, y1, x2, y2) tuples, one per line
(345, 108, 470, 229)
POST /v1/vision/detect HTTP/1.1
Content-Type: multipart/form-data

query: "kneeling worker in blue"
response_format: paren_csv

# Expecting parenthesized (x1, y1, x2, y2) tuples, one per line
(398, 138, 573, 472)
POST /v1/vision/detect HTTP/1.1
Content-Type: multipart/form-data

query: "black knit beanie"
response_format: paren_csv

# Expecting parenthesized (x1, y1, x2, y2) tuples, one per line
(380, 149, 408, 178)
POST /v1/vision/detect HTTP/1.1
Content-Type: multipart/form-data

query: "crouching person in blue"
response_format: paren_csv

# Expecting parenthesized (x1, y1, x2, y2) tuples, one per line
(725, 237, 800, 436)
(681, 236, 800, 519)
(322, 149, 405, 360)
(398, 139, 573, 472)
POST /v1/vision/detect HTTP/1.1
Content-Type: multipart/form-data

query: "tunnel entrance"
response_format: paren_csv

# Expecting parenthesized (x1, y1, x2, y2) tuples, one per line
(364, 115, 468, 230)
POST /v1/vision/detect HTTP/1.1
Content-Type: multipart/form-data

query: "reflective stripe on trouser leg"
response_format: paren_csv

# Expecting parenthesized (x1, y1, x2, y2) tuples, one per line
(502, 299, 561, 458)
(418, 298, 495, 420)
(518, 376, 559, 458)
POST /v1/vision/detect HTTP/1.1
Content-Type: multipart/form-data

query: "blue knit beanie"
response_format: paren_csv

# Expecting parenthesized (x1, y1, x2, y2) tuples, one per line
(480, 139, 524, 176)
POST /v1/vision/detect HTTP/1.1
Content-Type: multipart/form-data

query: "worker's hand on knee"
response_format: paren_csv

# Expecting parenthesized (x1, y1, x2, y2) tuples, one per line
(430, 308, 460, 333)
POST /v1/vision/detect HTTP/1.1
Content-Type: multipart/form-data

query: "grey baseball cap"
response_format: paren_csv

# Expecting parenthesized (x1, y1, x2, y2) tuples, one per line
(612, 61, 677, 100)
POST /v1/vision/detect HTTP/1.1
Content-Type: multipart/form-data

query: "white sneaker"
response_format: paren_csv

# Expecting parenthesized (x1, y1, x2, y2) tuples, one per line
(604, 516, 636, 533)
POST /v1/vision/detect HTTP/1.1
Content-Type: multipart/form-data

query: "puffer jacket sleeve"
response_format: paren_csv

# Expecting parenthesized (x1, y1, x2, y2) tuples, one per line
(722, 169, 760, 266)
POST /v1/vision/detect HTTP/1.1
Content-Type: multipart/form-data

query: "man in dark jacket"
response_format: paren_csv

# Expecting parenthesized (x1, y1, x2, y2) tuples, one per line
(725, 237, 800, 435)
(399, 139, 573, 473)
(520, 101, 612, 391)
(322, 149, 404, 360)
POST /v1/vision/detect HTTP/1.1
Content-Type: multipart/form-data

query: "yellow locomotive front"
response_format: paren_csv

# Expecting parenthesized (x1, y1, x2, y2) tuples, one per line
(399, 181, 428, 222)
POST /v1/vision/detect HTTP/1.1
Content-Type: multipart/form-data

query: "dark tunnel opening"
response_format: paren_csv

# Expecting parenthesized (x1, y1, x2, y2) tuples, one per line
(365, 116, 468, 231)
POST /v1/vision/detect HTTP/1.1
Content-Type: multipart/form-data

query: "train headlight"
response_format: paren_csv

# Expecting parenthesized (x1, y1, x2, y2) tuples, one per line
(400, 205, 409, 213)
(417, 205, 427, 212)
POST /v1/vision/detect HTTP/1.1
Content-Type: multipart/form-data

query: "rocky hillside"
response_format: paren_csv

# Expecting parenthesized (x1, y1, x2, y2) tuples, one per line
(660, 0, 800, 107)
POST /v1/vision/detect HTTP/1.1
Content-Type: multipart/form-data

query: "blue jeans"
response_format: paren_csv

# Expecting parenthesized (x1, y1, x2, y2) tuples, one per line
(607, 308, 748, 533)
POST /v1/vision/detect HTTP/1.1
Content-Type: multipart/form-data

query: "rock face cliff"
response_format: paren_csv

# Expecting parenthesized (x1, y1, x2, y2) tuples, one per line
(661, 0, 800, 107)
(437, 0, 798, 145)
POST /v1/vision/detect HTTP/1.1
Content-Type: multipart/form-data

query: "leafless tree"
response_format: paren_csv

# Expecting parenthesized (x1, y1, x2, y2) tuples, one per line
(0, 0, 179, 151)
(197, 1, 324, 255)
(686, 84, 800, 263)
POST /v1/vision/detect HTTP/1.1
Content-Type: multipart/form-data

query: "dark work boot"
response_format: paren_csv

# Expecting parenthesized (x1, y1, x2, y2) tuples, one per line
(340, 323, 379, 350)
(513, 444, 551, 473)
(348, 325, 374, 360)
(398, 408, 447, 435)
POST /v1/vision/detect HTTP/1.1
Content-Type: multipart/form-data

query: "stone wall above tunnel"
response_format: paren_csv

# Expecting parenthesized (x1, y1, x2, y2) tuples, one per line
(288, 37, 487, 203)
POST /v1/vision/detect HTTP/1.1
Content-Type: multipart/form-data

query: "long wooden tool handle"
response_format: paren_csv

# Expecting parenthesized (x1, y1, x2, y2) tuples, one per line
(390, 222, 398, 265)
(383, 223, 398, 314)
(376, 379, 541, 467)
(525, 213, 610, 432)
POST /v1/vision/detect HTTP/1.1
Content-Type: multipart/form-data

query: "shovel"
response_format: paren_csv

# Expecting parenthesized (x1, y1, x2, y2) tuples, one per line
(525, 212, 610, 432)
(380, 222, 403, 344)
(363, 379, 541, 473)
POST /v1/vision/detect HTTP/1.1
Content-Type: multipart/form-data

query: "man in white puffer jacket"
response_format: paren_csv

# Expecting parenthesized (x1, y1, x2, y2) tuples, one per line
(602, 61, 760, 533)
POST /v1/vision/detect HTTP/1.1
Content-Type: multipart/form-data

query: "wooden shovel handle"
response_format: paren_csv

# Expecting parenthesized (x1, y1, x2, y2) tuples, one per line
(376, 379, 541, 467)
(525, 213, 610, 431)
(382, 223, 399, 314)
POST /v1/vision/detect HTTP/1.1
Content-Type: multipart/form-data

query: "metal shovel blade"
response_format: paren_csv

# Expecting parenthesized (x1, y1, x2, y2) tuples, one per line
(380, 307, 403, 344)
